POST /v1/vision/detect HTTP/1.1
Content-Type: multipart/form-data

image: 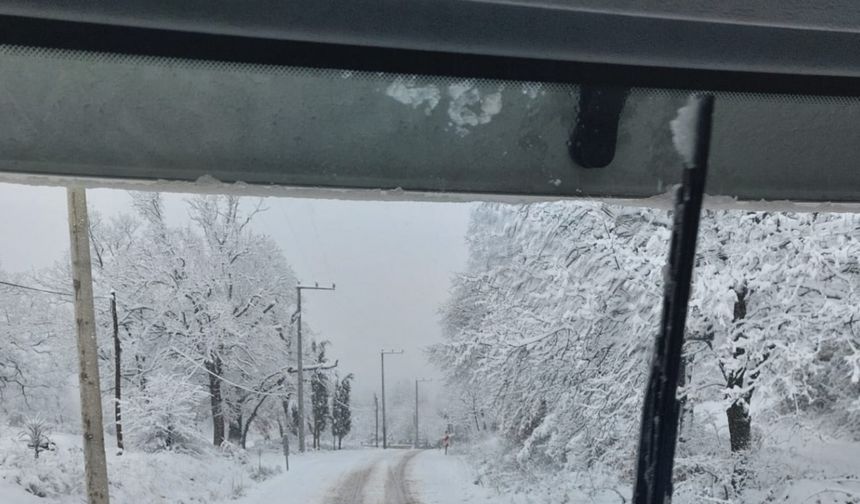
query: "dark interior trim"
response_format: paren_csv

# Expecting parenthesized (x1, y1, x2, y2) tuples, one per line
(3, 13, 860, 96)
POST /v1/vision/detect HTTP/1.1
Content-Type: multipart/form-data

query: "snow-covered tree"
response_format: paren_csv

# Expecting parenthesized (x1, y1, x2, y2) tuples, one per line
(434, 201, 860, 489)
(0, 270, 74, 418)
(122, 372, 208, 452)
(310, 342, 330, 450)
(331, 373, 353, 449)
(85, 193, 309, 451)
(681, 211, 860, 476)
(432, 202, 667, 471)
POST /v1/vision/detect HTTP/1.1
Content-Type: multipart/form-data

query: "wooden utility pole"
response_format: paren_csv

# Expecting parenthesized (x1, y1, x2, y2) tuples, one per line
(110, 291, 123, 453)
(282, 433, 290, 471)
(380, 349, 403, 449)
(414, 378, 432, 448)
(295, 282, 335, 453)
(374, 393, 379, 448)
(67, 187, 111, 504)
(295, 288, 304, 452)
(414, 380, 418, 449)
(278, 406, 289, 472)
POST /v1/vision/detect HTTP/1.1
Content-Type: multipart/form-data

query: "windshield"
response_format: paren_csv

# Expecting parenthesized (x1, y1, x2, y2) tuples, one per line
(1, 31, 860, 504)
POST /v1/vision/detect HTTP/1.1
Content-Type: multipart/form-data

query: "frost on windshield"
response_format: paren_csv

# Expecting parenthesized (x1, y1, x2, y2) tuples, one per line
(383, 78, 503, 136)
(384, 77, 441, 115)
(446, 81, 503, 136)
(520, 82, 543, 99)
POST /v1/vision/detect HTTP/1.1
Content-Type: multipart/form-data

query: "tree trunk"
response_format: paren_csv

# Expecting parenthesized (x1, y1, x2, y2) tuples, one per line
(206, 357, 225, 447)
(242, 395, 271, 450)
(165, 424, 175, 448)
(110, 292, 124, 453)
(726, 286, 751, 453)
(135, 354, 147, 391)
(726, 400, 751, 452)
(282, 400, 296, 436)
(678, 353, 694, 442)
(725, 285, 753, 490)
(228, 418, 243, 445)
(312, 405, 319, 450)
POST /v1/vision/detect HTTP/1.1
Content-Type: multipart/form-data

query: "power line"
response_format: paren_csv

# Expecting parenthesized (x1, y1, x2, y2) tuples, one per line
(0, 279, 109, 299)
(280, 203, 317, 280)
(306, 202, 336, 280)
(0, 279, 72, 297)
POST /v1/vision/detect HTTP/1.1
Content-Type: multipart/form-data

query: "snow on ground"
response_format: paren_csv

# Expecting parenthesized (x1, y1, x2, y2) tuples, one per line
(740, 425, 860, 504)
(235, 448, 381, 504)
(460, 436, 628, 504)
(463, 425, 860, 504)
(240, 447, 510, 504)
(0, 432, 282, 504)
(411, 449, 505, 504)
(5, 432, 857, 504)
(0, 480, 44, 504)
(1, 434, 513, 504)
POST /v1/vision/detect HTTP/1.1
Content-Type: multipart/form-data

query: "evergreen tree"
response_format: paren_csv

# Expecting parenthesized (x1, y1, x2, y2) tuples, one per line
(310, 342, 330, 449)
(290, 403, 300, 436)
(331, 374, 354, 449)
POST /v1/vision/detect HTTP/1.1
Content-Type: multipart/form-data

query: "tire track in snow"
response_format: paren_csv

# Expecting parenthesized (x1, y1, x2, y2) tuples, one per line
(325, 463, 376, 504)
(384, 450, 422, 504)
(324, 450, 423, 504)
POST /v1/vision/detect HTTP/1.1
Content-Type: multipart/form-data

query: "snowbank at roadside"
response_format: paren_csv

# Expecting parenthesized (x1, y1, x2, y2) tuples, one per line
(410, 449, 507, 504)
(461, 421, 860, 504)
(0, 432, 283, 504)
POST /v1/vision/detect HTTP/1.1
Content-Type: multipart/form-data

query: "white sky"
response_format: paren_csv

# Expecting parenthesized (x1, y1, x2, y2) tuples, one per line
(0, 182, 475, 400)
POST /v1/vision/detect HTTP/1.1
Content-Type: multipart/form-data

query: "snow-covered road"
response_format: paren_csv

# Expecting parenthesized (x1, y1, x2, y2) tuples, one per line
(239, 448, 503, 504)
(324, 449, 419, 504)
